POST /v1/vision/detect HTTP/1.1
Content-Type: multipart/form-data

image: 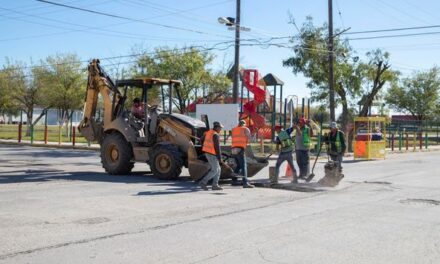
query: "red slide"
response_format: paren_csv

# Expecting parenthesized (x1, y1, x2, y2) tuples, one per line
(241, 69, 269, 137)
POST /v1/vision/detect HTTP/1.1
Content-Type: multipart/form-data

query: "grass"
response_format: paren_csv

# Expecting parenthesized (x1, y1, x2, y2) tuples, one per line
(0, 124, 89, 144)
(1, 124, 439, 147)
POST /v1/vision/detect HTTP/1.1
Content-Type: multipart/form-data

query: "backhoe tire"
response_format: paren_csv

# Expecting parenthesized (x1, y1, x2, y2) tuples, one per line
(101, 133, 134, 175)
(150, 144, 183, 180)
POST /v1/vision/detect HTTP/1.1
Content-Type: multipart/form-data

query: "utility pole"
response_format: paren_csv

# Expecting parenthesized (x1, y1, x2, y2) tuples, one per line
(233, 0, 240, 104)
(328, 0, 335, 121)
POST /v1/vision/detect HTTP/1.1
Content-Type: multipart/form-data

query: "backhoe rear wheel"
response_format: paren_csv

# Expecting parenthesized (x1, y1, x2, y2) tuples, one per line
(101, 133, 134, 175)
(150, 144, 183, 180)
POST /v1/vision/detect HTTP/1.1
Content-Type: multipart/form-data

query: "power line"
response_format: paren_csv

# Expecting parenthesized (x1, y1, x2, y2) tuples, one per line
(0, 41, 239, 76)
(334, 0, 345, 29)
(0, 6, 219, 42)
(374, 0, 432, 26)
(0, 6, 231, 43)
(35, 0, 231, 38)
(347, 31, 440, 41)
(345, 24, 440, 35)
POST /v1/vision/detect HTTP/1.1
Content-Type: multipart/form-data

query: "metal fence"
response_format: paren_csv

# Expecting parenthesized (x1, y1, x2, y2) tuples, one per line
(386, 120, 440, 150)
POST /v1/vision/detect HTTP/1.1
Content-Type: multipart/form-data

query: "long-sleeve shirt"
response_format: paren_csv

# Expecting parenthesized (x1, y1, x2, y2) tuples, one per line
(275, 127, 294, 144)
(327, 130, 346, 154)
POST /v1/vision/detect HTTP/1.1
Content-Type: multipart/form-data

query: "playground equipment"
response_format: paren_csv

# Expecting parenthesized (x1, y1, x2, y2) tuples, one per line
(353, 116, 387, 159)
(240, 69, 267, 134)
(187, 69, 309, 141)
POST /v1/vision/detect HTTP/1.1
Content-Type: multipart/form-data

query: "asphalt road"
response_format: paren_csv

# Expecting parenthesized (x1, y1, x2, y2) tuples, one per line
(0, 144, 439, 264)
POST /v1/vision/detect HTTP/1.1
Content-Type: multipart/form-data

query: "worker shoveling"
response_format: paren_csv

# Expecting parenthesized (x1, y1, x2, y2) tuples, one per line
(261, 120, 346, 191)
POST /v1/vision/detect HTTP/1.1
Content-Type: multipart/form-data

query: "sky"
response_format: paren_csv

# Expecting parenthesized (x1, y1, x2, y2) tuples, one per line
(1, 0, 440, 111)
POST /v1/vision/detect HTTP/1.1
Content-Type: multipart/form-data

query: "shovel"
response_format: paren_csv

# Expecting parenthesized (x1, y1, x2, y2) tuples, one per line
(305, 142, 323, 182)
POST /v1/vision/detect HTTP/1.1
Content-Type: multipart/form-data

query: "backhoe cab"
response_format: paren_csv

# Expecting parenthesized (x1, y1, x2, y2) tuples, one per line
(78, 59, 268, 181)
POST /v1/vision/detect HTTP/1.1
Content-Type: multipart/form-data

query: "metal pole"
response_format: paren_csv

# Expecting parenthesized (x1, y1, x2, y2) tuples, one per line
(283, 98, 287, 128)
(161, 85, 165, 111)
(307, 98, 311, 119)
(69, 111, 73, 142)
(435, 123, 439, 145)
(169, 82, 173, 114)
(398, 132, 402, 151)
(72, 126, 76, 147)
(18, 123, 22, 143)
(279, 85, 283, 125)
(405, 133, 408, 150)
(232, 0, 241, 104)
(391, 133, 394, 151)
(273, 84, 277, 122)
(30, 124, 34, 144)
(328, 0, 335, 121)
(301, 98, 305, 117)
(425, 132, 428, 149)
(240, 81, 244, 114)
(413, 132, 416, 151)
(44, 110, 48, 144)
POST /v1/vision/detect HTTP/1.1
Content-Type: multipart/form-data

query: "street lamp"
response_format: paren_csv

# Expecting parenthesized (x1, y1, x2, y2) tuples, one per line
(218, 0, 241, 104)
(218, 17, 235, 26)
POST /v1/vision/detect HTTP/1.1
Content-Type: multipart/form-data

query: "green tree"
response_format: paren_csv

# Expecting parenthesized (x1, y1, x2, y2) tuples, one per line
(283, 17, 398, 131)
(0, 63, 23, 122)
(283, 17, 362, 131)
(35, 54, 85, 128)
(386, 67, 440, 120)
(357, 49, 399, 117)
(134, 47, 224, 113)
(0, 61, 46, 135)
(202, 71, 231, 103)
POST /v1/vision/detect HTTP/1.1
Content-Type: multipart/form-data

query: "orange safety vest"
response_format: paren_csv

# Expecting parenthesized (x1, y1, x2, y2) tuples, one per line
(231, 126, 248, 148)
(202, 130, 217, 155)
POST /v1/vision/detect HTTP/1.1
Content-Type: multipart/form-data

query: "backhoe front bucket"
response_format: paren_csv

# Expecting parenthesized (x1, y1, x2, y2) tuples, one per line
(220, 146, 269, 179)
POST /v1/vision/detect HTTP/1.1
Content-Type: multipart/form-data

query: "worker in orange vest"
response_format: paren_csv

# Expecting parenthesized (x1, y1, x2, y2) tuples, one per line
(199, 121, 224, 191)
(231, 120, 255, 188)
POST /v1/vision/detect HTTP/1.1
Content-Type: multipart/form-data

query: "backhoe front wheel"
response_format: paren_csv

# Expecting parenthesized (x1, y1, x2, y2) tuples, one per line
(150, 144, 183, 180)
(101, 133, 134, 175)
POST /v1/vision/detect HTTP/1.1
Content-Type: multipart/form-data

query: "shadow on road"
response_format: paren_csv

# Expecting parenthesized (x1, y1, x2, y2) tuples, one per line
(0, 169, 189, 185)
(343, 159, 370, 164)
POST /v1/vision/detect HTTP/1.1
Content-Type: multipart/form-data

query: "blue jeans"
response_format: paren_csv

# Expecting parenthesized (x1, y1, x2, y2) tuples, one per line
(201, 153, 221, 186)
(232, 149, 248, 185)
(274, 150, 297, 182)
(330, 153, 343, 171)
(296, 150, 309, 177)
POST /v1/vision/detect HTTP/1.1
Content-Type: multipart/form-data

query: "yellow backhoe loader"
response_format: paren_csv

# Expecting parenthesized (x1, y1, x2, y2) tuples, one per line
(78, 59, 268, 181)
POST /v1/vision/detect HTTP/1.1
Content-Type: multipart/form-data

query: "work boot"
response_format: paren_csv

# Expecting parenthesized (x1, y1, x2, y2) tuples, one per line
(199, 182, 208, 191)
(243, 182, 255, 188)
(212, 185, 223, 191)
(231, 178, 241, 186)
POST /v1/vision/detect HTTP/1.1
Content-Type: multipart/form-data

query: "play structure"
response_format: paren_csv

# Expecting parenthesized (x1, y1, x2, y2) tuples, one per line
(353, 116, 387, 159)
(240, 69, 271, 139)
(187, 68, 309, 140)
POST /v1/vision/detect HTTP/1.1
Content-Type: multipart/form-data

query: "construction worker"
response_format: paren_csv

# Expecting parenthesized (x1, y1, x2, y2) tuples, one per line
(326, 121, 346, 171)
(131, 98, 145, 119)
(231, 120, 255, 188)
(273, 125, 298, 184)
(294, 118, 314, 179)
(199, 121, 224, 191)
